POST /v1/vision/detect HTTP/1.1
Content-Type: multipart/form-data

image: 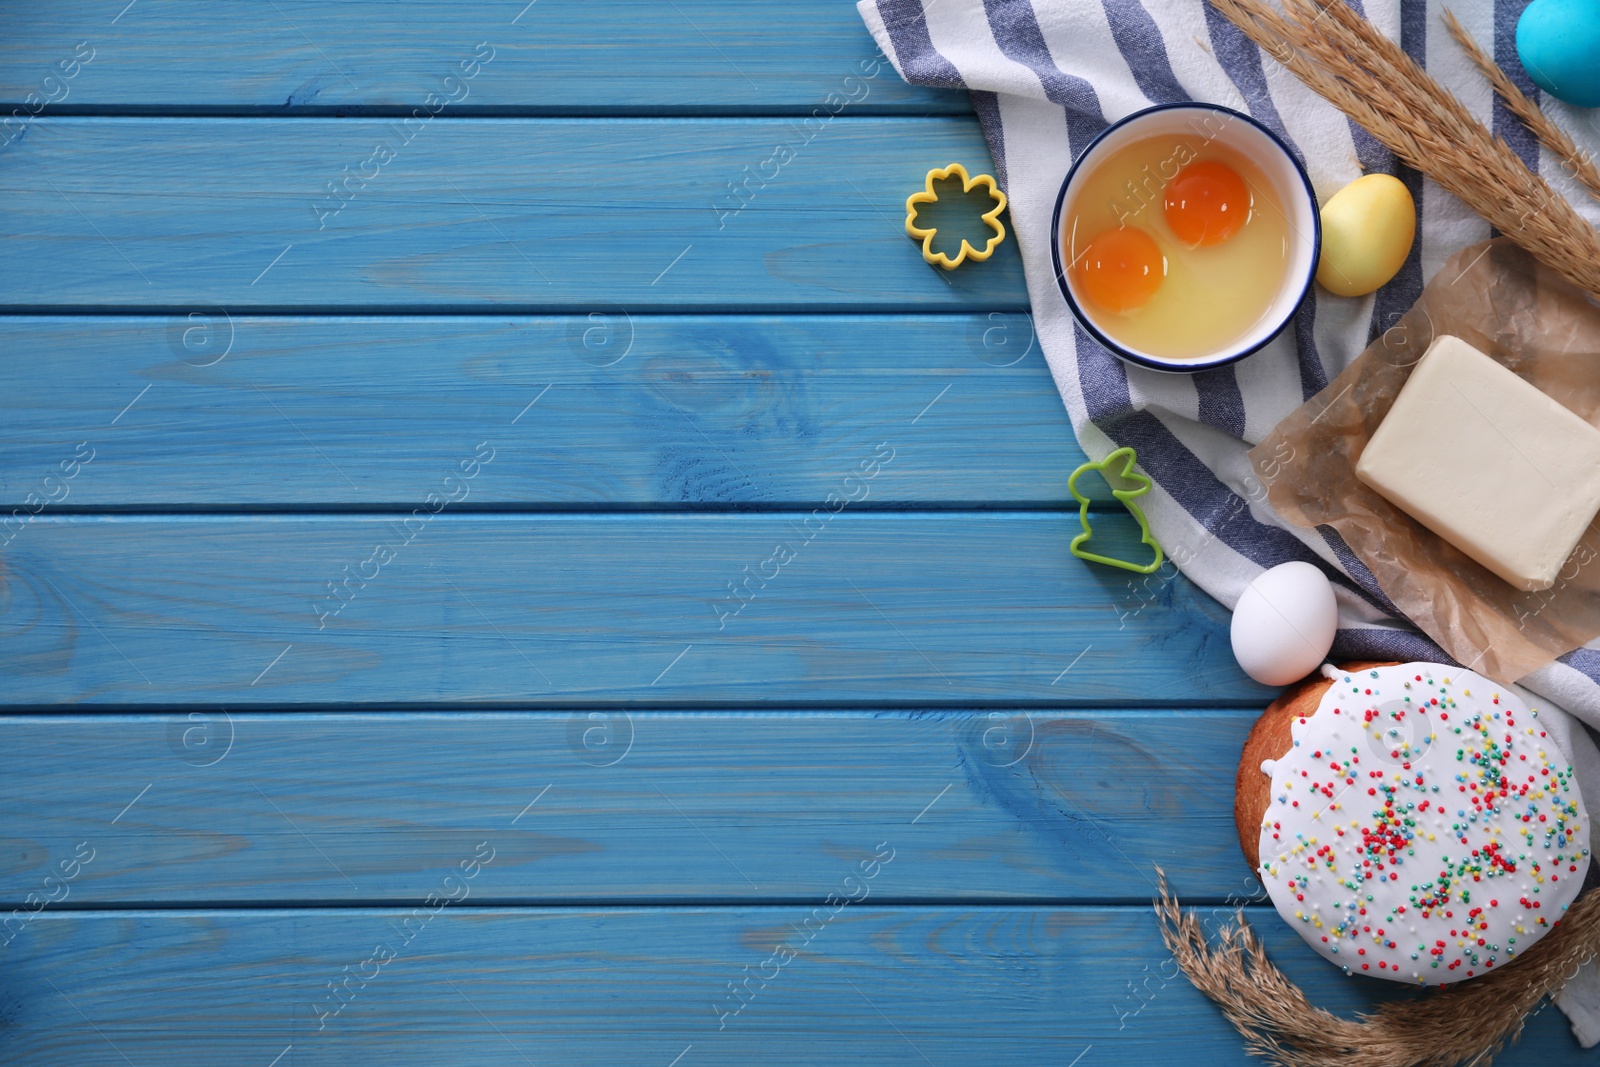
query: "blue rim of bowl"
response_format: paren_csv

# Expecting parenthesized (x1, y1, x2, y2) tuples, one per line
(1049, 102, 1321, 374)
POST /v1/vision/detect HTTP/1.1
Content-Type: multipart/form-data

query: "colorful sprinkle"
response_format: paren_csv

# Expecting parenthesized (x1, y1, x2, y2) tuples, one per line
(1257, 664, 1590, 987)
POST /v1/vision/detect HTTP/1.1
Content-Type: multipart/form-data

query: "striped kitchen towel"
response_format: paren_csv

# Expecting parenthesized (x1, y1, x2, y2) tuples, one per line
(858, 0, 1600, 1040)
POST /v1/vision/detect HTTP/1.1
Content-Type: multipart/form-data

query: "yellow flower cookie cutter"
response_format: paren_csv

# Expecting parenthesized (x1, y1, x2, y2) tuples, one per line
(904, 163, 1008, 270)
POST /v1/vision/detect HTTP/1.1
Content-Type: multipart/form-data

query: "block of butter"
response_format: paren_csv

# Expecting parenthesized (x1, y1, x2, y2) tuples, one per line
(1355, 334, 1600, 592)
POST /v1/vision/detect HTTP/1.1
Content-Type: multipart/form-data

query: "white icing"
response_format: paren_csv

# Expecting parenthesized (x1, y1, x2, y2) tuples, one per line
(1257, 662, 1591, 984)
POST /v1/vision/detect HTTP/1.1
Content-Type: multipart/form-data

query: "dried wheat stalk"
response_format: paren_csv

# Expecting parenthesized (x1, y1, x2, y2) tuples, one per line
(1440, 8, 1600, 203)
(1157, 870, 1600, 1067)
(1167, 4, 1600, 1058)
(1208, 0, 1600, 297)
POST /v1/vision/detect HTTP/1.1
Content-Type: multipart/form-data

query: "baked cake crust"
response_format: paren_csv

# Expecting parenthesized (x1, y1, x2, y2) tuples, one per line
(1235, 661, 1395, 871)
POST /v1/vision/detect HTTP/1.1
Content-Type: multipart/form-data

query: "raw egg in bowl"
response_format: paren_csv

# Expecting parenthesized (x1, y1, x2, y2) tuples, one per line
(1050, 103, 1320, 373)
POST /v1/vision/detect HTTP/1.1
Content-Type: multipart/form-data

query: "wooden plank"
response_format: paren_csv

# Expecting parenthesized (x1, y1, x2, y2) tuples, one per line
(0, 514, 1261, 707)
(0, 710, 1262, 906)
(0, 313, 1081, 508)
(0, 1, 967, 116)
(0, 906, 1586, 1065)
(2, 118, 1024, 310)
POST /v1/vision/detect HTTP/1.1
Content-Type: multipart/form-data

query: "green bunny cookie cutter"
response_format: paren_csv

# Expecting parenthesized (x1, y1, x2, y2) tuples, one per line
(1067, 447, 1164, 574)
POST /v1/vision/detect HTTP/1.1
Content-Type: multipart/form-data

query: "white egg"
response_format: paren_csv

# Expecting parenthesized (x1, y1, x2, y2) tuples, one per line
(1230, 562, 1337, 686)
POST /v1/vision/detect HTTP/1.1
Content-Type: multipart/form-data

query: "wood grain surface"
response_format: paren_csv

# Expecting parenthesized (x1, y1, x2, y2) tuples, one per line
(0, 710, 1257, 906)
(0, 314, 1081, 508)
(4, 0, 1590, 1061)
(3, 119, 1025, 311)
(0, 906, 1583, 1066)
(0, 1, 968, 115)
(0, 514, 1258, 707)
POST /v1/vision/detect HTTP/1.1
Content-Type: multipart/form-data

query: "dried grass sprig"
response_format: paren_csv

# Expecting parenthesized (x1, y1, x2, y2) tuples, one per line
(1165, 5, 1600, 1057)
(1156, 870, 1600, 1067)
(1208, 0, 1600, 297)
(1440, 8, 1600, 203)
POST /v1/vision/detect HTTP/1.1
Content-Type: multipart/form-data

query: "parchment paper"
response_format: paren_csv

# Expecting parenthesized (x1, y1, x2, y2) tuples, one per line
(1251, 238, 1600, 684)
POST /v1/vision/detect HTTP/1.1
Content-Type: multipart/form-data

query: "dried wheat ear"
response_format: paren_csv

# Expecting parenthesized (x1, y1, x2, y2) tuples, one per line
(1209, 0, 1600, 298)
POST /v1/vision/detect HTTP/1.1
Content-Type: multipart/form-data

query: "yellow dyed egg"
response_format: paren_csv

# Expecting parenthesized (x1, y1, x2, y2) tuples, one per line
(1315, 174, 1416, 297)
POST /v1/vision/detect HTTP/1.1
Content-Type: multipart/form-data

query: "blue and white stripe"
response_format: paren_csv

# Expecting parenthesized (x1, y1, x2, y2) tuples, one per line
(860, 0, 1600, 1030)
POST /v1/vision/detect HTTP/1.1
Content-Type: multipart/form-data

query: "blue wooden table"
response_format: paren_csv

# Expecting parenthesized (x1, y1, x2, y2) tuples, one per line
(0, 3, 1590, 1063)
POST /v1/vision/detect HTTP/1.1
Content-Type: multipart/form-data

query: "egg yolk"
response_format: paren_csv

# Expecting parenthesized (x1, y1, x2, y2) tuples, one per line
(1072, 227, 1165, 314)
(1163, 160, 1251, 246)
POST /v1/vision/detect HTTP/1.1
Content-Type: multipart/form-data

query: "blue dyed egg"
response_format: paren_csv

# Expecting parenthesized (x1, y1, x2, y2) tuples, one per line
(1517, 0, 1600, 107)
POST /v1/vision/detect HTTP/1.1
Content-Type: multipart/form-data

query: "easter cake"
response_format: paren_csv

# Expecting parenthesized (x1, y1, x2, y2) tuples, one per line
(1237, 661, 1592, 984)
